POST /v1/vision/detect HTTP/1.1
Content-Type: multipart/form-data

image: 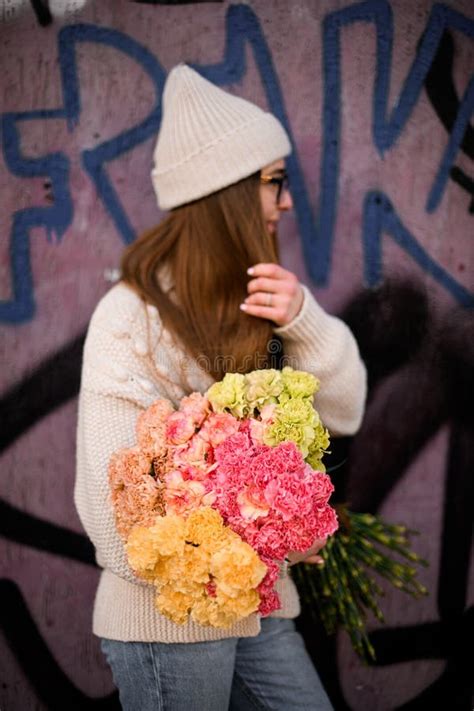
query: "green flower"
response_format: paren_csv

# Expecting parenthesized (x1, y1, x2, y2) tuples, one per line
(281, 366, 320, 401)
(244, 369, 283, 411)
(206, 373, 248, 418)
(263, 398, 319, 457)
(306, 421, 331, 471)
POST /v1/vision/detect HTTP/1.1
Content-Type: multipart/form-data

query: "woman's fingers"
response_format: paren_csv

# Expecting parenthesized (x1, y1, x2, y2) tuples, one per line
(239, 300, 280, 320)
(247, 263, 293, 281)
(247, 275, 298, 296)
(243, 263, 303, 326)
(244, 291, 281, 307)
(286, 537, 328, 566)
(304, 555, 325, 566)
(239, 296, 302, 326)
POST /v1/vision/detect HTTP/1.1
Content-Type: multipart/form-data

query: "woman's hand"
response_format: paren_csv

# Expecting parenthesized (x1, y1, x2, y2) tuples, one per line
(286, 538, 327, 566)
(240, 263, 304, 327)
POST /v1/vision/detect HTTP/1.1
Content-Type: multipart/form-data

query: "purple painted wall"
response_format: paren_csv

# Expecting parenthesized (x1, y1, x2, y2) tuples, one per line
(1, 1, 473, 709)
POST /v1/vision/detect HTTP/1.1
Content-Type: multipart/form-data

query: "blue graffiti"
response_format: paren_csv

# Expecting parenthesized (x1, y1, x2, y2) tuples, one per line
(363, 191, 471, 305)
(58, 25, 165, 244)
(1, 111, 72, 322)
(0, 26, 165, 322)
(321, 0, 473, 300)
(1, 1, 473, 323)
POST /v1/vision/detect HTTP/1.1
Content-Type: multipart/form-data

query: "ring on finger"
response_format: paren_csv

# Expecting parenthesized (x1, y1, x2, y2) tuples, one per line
(266, 293, 273, 307)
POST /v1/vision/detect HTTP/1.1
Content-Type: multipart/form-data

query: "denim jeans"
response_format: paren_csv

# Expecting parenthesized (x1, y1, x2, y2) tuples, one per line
(100, 617, 333, 710)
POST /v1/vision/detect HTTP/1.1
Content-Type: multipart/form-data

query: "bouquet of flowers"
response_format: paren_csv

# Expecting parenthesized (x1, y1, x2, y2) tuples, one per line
(108, 366, 428, 657)
(108, 367, 338, 628)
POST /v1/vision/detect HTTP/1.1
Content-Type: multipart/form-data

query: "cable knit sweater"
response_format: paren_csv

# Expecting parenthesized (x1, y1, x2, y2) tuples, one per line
(74, 277, 367, 643)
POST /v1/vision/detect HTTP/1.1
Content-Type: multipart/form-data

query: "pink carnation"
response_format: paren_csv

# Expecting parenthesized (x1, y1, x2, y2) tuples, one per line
(163, 470, 216, 515)
(248, 419, 265, 445)
(237, 485, 270, 521)
(311, 504, 339, 539)
(108, 447, 151, 491)
(176, 464, 206, 482)
(257, 558, 281, 616)
(249, 404, 276, 445)
(265, 441, 307, 476)
(307, 469, 335, 506)
(136, 399, 173, 459)
(110, 466, 164, 539)
(205, 581, 217, 598)
(214, 431, 257, 478)
(258, 589, 281, 617)
(179, 392, 210, 427)
(166, 411, 196, 445)
(253, 521, 288, 559)
(285, 519, 317, 552)
(172, 434, 215, 475)
(211, 438, 338, 563)
(199, 412, 240, 447)
(271, 474, 314, 521)
(259, 558, 280, 586)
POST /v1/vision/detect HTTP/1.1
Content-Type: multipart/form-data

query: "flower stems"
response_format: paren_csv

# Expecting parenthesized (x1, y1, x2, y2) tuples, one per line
(292, 506, 429, 662)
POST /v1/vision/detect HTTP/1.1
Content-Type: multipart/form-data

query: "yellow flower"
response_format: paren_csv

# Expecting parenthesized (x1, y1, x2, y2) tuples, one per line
(126, 525, 164, 580)
(150, 514, 187, 556)
(211, 539, 267, 597)
(156, 585, 195, 625)
(184, 506, 227, 548)
(216, 589, 261, 619)
(126, 514, 185, 581)
(125, 506, 267, 628)
(181, 544, 211, 587)
(191, 589, 260, 628)
(151, 556, 181, 584)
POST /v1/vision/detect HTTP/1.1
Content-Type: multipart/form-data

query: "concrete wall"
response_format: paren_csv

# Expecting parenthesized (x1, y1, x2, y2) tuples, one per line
(1, 1, 472, 709)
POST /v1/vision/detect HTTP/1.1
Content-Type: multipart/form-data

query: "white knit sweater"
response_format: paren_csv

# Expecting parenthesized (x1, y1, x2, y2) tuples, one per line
(74, 278, 367, 642)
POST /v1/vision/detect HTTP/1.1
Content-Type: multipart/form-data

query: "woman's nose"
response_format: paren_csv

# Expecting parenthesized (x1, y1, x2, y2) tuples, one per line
(278, 188, 293, 211)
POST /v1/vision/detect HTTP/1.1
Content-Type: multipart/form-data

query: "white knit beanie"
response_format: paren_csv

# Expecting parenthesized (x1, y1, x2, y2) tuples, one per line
(151, 64, 291, 210)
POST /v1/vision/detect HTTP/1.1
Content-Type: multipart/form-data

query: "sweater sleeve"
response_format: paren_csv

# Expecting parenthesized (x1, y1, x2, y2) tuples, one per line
(74, 286, 177, 585)
(273, 285, 367, 436)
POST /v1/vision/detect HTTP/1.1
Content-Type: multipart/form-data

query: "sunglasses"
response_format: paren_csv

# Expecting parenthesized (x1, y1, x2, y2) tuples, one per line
(259, 170, 290, 205)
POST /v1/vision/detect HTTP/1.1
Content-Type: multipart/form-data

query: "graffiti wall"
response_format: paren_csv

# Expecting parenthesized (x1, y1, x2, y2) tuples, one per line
(1, 0, 472, 709)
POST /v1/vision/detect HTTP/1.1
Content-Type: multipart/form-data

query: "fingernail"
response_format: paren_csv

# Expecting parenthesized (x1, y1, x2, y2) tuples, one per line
(247, 267, 255, 275)
(239, 303, 248, 311)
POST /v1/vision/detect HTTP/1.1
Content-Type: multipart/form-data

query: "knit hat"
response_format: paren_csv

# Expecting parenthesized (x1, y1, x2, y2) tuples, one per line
(151, 64, 291, 210)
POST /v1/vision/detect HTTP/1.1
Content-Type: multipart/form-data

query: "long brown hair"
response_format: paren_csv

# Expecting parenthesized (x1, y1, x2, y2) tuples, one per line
(121, 172, 280, 382)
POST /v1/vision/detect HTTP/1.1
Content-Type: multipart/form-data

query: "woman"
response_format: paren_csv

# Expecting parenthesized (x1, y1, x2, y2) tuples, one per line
(75, 64, 367, 710)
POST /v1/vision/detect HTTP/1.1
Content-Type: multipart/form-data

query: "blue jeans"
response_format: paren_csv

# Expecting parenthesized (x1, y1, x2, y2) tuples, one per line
(100, 617, 333, 710)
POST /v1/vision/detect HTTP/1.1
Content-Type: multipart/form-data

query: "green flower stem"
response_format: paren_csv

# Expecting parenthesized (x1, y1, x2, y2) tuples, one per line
(306, 565, 338, 632)
(332, 543, 385, 623)
(325, 547, 366, 630)
(293, 564, 337, 633)
(350, 546, 425, 595)
(325, 547, 376, 660)
(351, 513, 419, 537)
(352, 549, 416, 584)
(350, 520, 428, 566)
(357, 551, 425, 592)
